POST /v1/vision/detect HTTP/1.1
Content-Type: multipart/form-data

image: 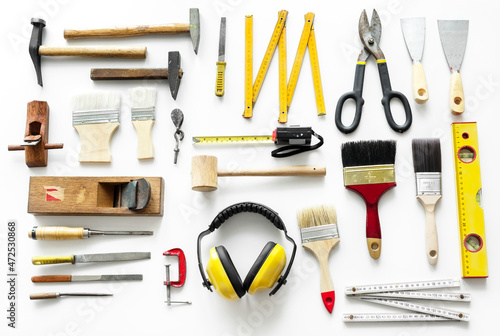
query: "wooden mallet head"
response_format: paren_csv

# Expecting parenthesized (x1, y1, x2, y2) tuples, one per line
(191, 155, 218, 192)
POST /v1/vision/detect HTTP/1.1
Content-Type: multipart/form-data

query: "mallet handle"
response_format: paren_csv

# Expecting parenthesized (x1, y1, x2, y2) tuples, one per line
(218, 165, 326, 177)
(38, 46, 146, 58)
(64, 23, 190, 39)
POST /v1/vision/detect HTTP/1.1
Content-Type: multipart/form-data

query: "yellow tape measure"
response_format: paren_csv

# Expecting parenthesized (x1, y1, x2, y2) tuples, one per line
(193, 135, 273, 144)
(452, 122, 488, 278)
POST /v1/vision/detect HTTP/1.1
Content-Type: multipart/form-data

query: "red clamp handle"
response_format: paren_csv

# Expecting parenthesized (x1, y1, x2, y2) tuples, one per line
(163, 248, 186, 288)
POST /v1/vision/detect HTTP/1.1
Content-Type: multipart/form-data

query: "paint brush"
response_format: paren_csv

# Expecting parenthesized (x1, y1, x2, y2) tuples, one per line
(72, 91, 120, 163)
(297, 205, 339, 313)
(341, 140, 396, 259)
(412, 138, 442, 265)
(130, 87, 157, 160)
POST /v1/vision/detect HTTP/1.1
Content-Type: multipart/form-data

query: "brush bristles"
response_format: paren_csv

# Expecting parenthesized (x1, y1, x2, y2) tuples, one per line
(129, 87, 157, 109)
(412, 138, 442, 173)
(341, 140, 396, 167)
(72, 91, 121, 112)
(297, 205, 337, 229)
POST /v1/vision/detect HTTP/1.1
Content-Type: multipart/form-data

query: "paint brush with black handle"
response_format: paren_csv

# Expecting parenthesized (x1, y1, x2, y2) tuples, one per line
(341, 140, 396, 259)
(412, 138, 442, 265)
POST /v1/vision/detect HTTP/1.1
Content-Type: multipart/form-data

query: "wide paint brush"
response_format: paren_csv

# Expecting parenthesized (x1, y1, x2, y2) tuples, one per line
(341, 140, 396, 259)
(412, 138, 442, 265)
(297, 205, 339, 313)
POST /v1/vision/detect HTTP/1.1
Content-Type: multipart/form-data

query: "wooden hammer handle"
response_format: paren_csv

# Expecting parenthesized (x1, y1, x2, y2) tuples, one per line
(32, 275, 72, 283)
(91, 68, 169, 80)
(218, 165, 326, 177)
(64, 23, 190, 39)
(38, 46, 146, 58)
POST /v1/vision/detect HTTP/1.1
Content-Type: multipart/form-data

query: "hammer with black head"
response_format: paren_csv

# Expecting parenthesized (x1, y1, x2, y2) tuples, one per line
(64, 8, 201, 55)
(90, 51, 183, 100)
(29, 18, 147, 87)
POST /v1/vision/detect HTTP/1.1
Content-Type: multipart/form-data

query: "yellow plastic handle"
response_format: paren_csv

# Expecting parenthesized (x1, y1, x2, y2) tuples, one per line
(215, 62, 226, 97)
(32, 255, 75, 265)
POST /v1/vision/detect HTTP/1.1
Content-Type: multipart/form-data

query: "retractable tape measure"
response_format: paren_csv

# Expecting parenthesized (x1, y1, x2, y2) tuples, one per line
(452, 122, 488, 278)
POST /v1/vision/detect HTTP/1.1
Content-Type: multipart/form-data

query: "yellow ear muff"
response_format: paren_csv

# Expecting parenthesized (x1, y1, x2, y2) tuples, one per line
(246, 243, 286, 295)
(206, 247, 244, 301)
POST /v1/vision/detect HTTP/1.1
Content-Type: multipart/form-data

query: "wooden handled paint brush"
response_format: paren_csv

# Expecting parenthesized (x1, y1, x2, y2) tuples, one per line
(297, 205, 339, 314)
(72, 91, 120, 163)
(130, 87, 157, 160)
(341, 140, 396, 259)
(412, 138, 442, 265)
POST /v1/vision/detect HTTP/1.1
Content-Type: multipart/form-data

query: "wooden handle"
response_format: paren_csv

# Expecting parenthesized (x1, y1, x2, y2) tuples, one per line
(30, 292, 59, 300)
(215, 62, 226, 96)
(32, 255, 74, 265)
(31, 226, 85, 240)
(64, 23, 190, 39)
(74, 122, 120, 163)
(218, 165, 326, 177)
(91, 68, 170, 80)
(32, 275, 72, 283)
(38, 46, 146, 58)
(450, 71, 465, 114)
(132, 120, 154, 160)
(417, 195, 442, 265)
(8, 143, 63, 151)
(412, 62, 429, 103)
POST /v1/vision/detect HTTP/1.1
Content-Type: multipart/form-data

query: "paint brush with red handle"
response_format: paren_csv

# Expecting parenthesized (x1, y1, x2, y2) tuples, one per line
(297, 205, 339, 313)
(341, 140, 396, 259)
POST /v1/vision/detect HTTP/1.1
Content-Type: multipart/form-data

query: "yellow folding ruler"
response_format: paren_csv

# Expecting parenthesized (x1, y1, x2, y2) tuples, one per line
(243, 11, 325, 123)
(452, 122, 488, 278)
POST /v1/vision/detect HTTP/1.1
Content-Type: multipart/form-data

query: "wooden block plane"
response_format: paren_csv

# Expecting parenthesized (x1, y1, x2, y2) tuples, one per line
(28, 176, 164, 216)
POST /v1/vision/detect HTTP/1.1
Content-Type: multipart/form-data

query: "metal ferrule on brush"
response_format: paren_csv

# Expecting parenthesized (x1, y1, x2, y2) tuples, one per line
(131, 106, 155, 121)
(300, 224, 339, 243)
(72, 108, 120, 125)
(415, 172, 442, 196)
(343, 164, 395, 186)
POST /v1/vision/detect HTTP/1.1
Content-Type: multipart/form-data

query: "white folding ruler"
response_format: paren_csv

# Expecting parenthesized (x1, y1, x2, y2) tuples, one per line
(344, 279, 470, 322)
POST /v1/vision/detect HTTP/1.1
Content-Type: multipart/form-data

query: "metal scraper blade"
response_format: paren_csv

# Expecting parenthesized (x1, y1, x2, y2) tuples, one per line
(438, 20, 469, 72)
(401, 18, 425, 63)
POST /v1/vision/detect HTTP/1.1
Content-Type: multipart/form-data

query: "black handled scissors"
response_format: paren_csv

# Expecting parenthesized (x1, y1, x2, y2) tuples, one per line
(335, 9, 412, 134)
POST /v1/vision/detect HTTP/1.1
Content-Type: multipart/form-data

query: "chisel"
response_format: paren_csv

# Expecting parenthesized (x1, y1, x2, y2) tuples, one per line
(32, 252, 151, 265)
(32, 274, 142, 283)
(30, 292, 112, 300)
(215, 17, 226, 96)
(30, 226, 153, 240)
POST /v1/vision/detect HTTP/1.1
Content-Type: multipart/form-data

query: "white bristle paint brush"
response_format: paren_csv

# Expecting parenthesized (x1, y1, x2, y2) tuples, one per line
(412, 138, 442, 265)
(297, 205, 339, 314)
(72, 91, 121, 163)
(130, 87, 156, 160)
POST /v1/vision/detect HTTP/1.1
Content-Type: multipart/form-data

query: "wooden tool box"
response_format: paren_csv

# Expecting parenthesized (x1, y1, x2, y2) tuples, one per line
(28, 176, 164, 216)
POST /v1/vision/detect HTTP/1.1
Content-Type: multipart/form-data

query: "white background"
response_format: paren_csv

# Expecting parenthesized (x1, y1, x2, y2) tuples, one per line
(1, 0, 499, 335)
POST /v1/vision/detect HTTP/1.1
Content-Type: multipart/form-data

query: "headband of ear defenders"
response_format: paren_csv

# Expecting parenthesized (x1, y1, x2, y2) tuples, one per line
(197, 202, 297, 296)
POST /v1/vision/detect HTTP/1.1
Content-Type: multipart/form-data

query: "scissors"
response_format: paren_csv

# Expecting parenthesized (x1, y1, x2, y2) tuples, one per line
(335, 9, 412, 134)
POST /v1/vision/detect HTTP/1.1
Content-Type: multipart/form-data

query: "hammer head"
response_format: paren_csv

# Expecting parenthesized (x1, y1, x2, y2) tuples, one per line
(168, 51, 182, 99)
(189, 8, 200, 54)
(29, 18, 46, 87)
(191, 155, 218, 192)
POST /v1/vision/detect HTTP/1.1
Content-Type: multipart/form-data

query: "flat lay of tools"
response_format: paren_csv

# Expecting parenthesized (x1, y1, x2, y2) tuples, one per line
(5, 3, 491, 332)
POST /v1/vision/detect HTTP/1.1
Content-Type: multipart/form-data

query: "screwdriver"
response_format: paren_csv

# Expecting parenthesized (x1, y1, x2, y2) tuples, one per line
(30, 292, 112, 300)
(30, 226, 153, 240)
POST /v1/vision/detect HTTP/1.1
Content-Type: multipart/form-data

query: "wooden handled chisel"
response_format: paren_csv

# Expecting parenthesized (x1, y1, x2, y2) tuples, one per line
(32, 274, 142, 283)
(30, 226, 153, 240)
(32, 252, 151, 265)
(215, 17, 226, 96)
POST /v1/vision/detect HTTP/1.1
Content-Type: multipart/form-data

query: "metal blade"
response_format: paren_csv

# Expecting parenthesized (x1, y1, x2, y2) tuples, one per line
(401, 17, 425, 62)
(60, 293, 113, 297)
(71, 274, 143, 282)
(91, 230, 153, 236)
(218, 17, 226, 62)
(358, 9, 385, 60)
(74, 252, 151, 263)
(438, 20, 469, 72)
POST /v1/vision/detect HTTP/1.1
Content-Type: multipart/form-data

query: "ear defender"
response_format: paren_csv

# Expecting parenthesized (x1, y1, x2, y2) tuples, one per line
(197, 202, 297, 301)
(206, 246, 246, 301)
(244, 242, 286, 295)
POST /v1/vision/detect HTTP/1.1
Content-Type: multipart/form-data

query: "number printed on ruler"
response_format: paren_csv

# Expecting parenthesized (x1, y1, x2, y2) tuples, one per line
(6, 220, 17, 328)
